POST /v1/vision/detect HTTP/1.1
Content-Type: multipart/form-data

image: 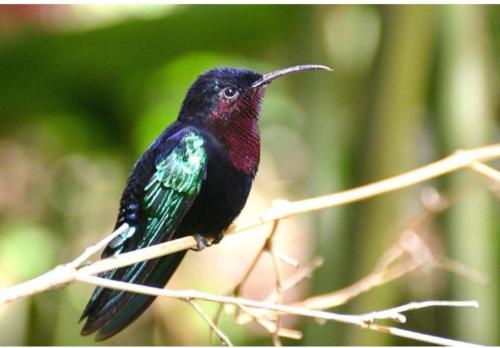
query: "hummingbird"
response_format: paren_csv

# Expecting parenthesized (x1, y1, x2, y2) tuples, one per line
(80, 64, 332, 340)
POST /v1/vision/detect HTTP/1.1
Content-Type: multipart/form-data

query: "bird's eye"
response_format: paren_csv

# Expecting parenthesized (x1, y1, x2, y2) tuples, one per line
(222, 87, 239, 100)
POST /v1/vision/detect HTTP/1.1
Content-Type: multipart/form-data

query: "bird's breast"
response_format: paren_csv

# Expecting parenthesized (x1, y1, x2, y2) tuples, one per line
(210, 115, 261, 177)
(178, 137, 255, 238)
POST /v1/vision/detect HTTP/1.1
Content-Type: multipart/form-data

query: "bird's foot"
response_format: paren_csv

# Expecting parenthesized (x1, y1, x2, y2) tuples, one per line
(191, 233, 211, 251)
(190, 232, 225, 251)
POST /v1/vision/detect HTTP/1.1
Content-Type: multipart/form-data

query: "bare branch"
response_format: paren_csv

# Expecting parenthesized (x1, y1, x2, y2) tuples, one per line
(69, 223, 130, 268)
(230, 304, 303, 340)
(292, 230, 429, 311)
(433, 255, 490, 285)
(267, 222, 284, 346)
(75, 273, 480, 346)
(295, 258, 421, 310)
(365, 323, 482, 347)
(469, 162, 500, 183)
(63, 144, 500, 284)
(357, 300, 479, 323)
(0, 223, 130, 305)
(0, 143, 498, 345)
(189, 300, 233, 346)
(266, 256, 324, 303)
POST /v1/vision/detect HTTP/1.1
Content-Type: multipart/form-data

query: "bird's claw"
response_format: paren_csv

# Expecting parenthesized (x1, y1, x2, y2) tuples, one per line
(190, 232, 224, 251)
(191, 234, 211, 251)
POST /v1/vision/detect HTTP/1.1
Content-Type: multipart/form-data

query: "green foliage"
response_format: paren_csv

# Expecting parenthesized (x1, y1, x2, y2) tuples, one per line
(0, 222, 57, 281)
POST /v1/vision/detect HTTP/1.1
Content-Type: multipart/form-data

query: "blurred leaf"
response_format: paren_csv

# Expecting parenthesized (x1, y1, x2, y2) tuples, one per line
(0, 221, 57, 282)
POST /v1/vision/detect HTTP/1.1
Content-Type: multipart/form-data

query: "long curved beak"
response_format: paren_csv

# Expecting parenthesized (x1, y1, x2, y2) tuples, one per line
(252, 64, 332, 88)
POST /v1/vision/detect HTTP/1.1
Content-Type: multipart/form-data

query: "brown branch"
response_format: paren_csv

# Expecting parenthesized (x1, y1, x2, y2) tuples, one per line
(227, 255, 324, 329)
(296, 258, 421, 310)
(32, 143, 500, 293)
(4, 143, 497, 308)
(0, 144, 498, 344)
(364, 323, 481, 347)
(75, 273, 481, 346)
(433, 255, 489, 285)
(356, 300, 479, 323)
(267, 223, 285, 346)
(265, 256, 324, 304)
(0, 224, 130, 305)
(189, 300, 233, 346)
(469, 162, 500, 183)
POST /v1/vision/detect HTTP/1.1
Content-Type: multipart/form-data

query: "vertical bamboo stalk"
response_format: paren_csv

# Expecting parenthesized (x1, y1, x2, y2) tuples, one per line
(438, 5, 497, 344)
(346, 5, 435, 345)
(293, 5, 349, 345)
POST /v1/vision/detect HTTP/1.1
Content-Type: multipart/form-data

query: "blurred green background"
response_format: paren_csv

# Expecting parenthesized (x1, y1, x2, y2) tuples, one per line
(0, 4, 499, 346)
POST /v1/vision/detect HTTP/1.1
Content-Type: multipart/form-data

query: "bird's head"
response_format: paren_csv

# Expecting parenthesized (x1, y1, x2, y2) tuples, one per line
(178, 65, 332, 126)
(178, 64, 331, 175)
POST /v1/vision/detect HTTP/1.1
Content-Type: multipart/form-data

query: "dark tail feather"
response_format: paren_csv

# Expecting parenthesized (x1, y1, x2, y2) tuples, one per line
(80, 250, 187, 341)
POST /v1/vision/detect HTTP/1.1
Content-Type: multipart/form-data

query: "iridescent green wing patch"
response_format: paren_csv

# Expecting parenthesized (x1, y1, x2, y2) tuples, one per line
(141, 130, 207, 246)
(119, 130, 207, 283)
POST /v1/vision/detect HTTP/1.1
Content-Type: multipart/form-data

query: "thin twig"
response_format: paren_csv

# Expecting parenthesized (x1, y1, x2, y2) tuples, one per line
(269, 145, 500, 219)
(357, 300, 479, 323)
(469, 162, 500, 183)
(74, 274, 363, 325)
(274, 250, 300, 268)
(212, 219, 280, 341)
(189, 300, 233, 346)
(433, 255, 490, 285)
(294, 258, 421, 310)
(232, 256, 325, 327)
(214, 217, 286, 343)
(0, 223, 130, 305)
(266, 256, 324, 303)
(262, 220, 285, 346)
(232, 304, 303, 340)
(292, 230, 428, 311)
(75, 273, 480, 346)
(365, 323, 481, 347)
(69, 223, 130, 269)
(221, 212, 305, 342)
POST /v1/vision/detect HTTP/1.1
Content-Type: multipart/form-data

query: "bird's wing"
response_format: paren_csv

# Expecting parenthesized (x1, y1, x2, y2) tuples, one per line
(80, 128, 207, 338)
(107, 128, 207, 256)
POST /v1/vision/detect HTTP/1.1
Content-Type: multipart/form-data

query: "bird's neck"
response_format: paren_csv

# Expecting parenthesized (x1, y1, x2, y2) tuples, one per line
(211, 116, 260, 177)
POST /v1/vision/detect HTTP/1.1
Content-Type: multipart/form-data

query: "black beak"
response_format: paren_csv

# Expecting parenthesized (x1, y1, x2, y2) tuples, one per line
(252, 64, 332, 88)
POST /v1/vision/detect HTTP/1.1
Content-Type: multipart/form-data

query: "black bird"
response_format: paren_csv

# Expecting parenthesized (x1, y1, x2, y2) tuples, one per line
(80, 64, 331, 340)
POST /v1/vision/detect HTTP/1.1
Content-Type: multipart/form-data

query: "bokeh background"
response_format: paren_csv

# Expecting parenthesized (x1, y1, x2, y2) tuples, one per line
(0, 4, 499, 345)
